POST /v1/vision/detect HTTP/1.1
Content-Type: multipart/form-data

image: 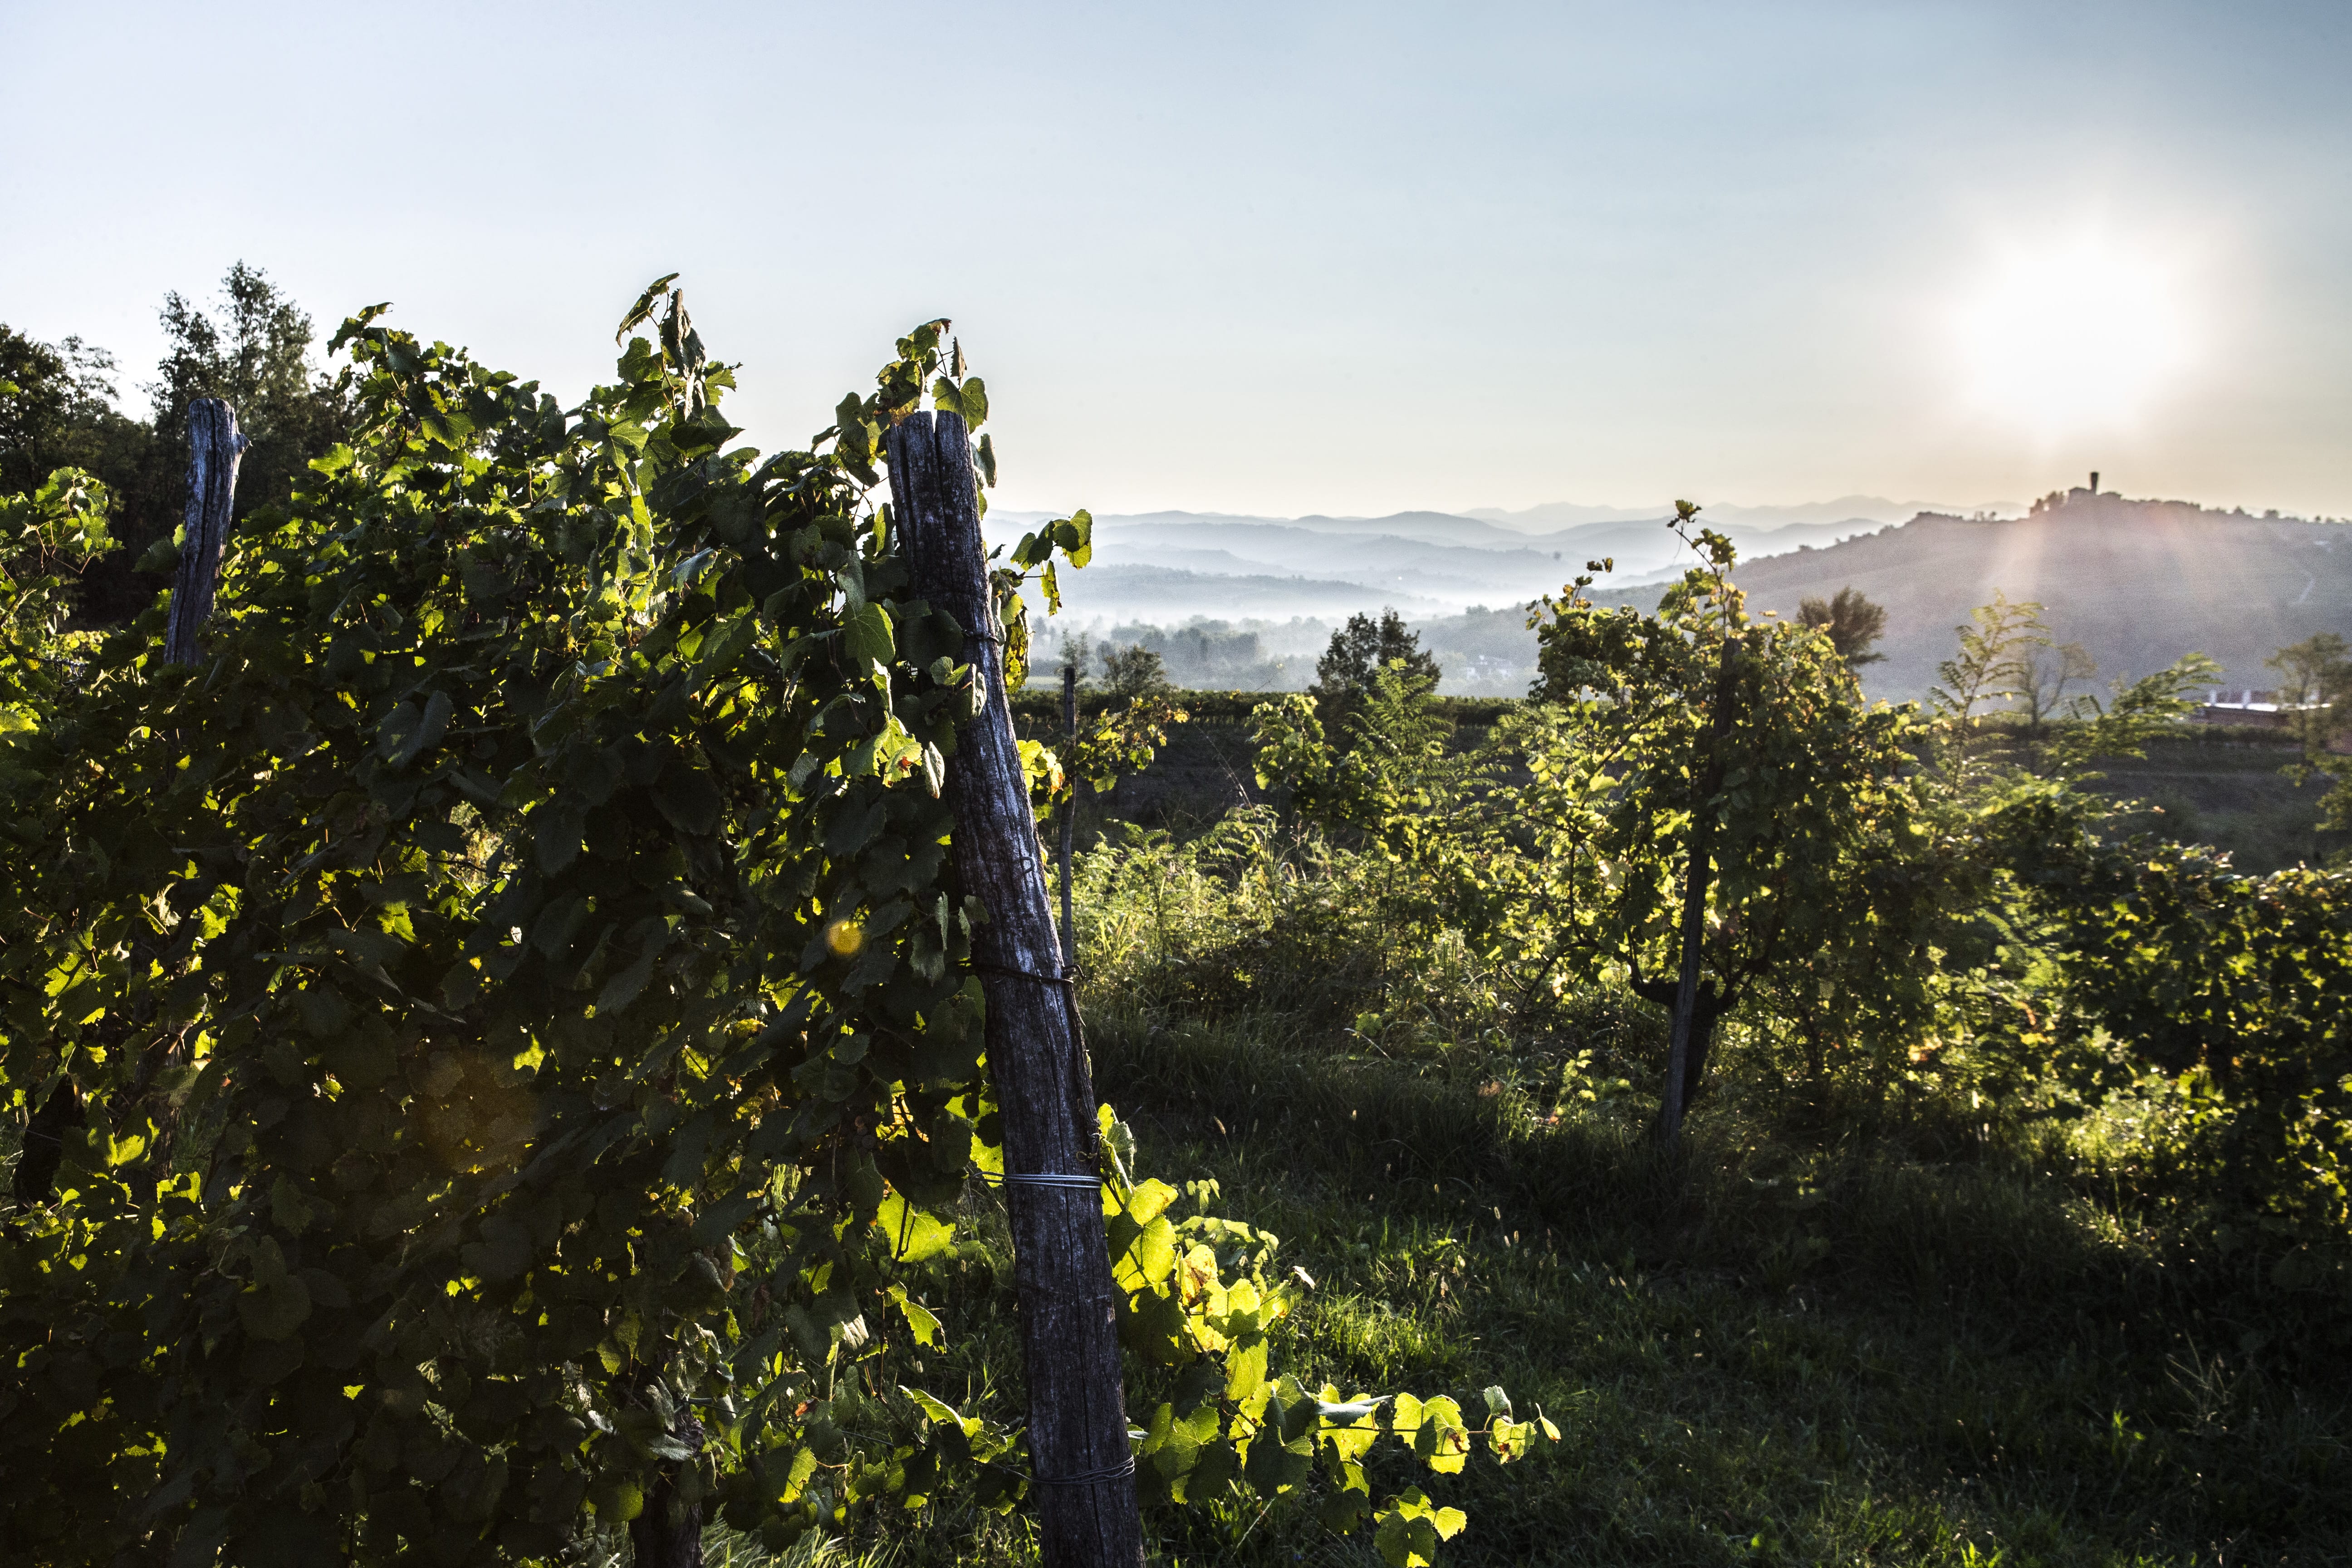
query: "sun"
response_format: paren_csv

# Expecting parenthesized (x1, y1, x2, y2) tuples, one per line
(1954, 233, 2194, 434)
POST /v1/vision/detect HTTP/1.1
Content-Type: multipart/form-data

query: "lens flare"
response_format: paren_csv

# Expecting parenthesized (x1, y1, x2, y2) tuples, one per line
(1954, 233, 2194, 434)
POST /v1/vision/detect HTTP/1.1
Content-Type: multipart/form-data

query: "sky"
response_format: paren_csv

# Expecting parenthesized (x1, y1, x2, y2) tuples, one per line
(5, 0, 2349, 520)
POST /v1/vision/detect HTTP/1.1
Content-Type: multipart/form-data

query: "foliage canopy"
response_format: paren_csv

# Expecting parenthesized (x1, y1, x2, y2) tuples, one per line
(0, 287, 1542, 1567)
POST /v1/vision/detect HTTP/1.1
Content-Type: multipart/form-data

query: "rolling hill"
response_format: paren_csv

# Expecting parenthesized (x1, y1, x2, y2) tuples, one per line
(989, 505, 1892, 623)
(996, 491, 2344, 702)
(1588, 489, 2350, 702)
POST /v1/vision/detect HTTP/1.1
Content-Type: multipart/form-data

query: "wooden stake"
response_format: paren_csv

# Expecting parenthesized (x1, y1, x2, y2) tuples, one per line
(888, 412, 1144, 1568)
(1060, 660, 1079, 971)
(166, 397, 248, 666)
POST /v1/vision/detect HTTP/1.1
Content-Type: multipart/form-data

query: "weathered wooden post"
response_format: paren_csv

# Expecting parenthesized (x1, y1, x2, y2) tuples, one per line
(889, 411, 1145, 1568)
(165, 397, 247, 666)
(1059, 659, 1080, 971)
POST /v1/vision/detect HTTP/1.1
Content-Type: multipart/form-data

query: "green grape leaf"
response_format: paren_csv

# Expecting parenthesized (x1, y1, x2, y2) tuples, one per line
(1374, 1487, 1467, 1568)
(615, 274, 681, 343)
(876, 1191, 956, 1264)
(1053, 510, 1093, 568)
(843, 602, 896, 676)
(887, 1284, 944, 1347)
(652, 757, 722, 835)
(236, 1271, 312, 1342)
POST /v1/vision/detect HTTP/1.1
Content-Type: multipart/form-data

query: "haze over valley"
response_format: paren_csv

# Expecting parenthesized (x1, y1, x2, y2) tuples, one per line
(1004, 486, 2341, 702)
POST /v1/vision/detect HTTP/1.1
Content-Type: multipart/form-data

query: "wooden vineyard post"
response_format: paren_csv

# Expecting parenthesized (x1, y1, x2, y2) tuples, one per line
(166, 397, 248, 666)
(1060, 659, 1079, 970)
(889, 411, 1146, 1568)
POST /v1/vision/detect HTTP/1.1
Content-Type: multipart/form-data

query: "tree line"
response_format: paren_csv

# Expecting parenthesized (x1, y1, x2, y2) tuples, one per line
(2, 262, 350, 623)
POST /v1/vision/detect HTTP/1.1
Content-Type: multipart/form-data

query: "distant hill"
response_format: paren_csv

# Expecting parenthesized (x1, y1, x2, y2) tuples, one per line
(1009, 562, 1446, 624)
(1465, 495, 2018, 531)
(1586, 490, 2351, 702)
(997, 492, 2345, 701)
(989, 505, 1891, 619)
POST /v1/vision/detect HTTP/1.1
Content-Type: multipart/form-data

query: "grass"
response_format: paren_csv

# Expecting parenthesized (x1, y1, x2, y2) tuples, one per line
(775, 983, 2350, 1566)
(2090, 739, 2342, 873)
(1071, 1004, 2352, 1566)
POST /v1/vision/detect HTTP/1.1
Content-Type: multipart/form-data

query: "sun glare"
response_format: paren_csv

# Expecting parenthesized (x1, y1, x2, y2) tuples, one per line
(1954, 233, 2194, 434)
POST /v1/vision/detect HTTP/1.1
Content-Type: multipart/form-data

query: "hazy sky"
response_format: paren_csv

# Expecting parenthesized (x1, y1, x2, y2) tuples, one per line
(6, 1, 2348, 519)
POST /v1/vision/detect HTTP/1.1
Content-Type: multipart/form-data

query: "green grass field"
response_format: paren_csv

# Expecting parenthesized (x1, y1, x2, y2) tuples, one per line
(698, 988, 2346, 1566)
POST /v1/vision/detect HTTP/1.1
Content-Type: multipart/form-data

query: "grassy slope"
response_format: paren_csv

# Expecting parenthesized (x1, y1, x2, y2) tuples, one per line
(1076, 1008, 2352, 1568)
(2092, 736, 2342, 872)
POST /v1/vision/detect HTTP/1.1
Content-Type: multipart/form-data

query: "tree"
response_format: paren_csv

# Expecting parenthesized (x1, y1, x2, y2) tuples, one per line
(2038, 654, 2221, 778)
(2019, 639, 2098, 743)
(1099, 641, 1172, 698)
(2269, 634, 2351, 772)
(1315, 607, 1439, 697)
(1796, 585, 1887, 666)
(145, 260, 352, 528)
(3, 266, 352, 626)
(1055, 626, 1094, 685)
(1931, 591, 2045, 727)
(1525, 523, 1932, 1140)
(0, 326, 139, 495)
(2028, 843, 2352, 1251)
(0, 468, 114, 644)
(2267, 633, 2352, 842)
(0, 327, 154, 622)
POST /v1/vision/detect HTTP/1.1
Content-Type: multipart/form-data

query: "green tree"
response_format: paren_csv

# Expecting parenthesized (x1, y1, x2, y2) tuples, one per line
(1524, 524, 1935, 1136)
(0, 469, 114, 645)
(2028, 840, 2352, 1254)
(0, 326, 140, 495)
(145, 260, 352, 528)
(1099, 641, 1172, 698)
(2018, 639, 2097, 743)
(2038, 654, 2222, 778)
(3, 266, 353, 625)
(1931, 592, 2045, 729)
(1254, 659, 1499, 993)
(2269, 634, 2351, 764)
(1922, 591, 2217, 779)
(1796, 585, 1888, 666)
(2263, 633, 2352, 848)
(0, 327, 155, 623)
(1055, 626, 1094, 685)
(1315, 607, 1439, 697)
